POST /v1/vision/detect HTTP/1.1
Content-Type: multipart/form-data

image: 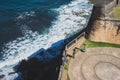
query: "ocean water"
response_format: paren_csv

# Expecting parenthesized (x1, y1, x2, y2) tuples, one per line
(0, 0, 93, 79)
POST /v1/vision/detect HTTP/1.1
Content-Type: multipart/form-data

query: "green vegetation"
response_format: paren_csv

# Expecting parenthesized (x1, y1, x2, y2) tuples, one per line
(67, 74, 70, 80)
(64, 63, 69, 70)
(64, 57, 71, 70)
(80, 40, 120, 48)
(109, 5, 120, 19)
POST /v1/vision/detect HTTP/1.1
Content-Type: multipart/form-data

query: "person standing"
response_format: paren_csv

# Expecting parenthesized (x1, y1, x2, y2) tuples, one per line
(73, 47, 77, 58)
(64, 50, 68, 64)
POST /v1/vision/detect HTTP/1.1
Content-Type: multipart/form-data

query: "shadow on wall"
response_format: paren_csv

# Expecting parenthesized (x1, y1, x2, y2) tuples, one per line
(13, 39, 66, 80)
(117, 25, 120, 35)
(12, 31, 81, 80)
(12, 27, 87, 80)
(85, 5, 102, 39)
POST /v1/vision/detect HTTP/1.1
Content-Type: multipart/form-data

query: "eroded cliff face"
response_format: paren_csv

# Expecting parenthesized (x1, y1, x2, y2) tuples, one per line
(86, 19, 120, 44)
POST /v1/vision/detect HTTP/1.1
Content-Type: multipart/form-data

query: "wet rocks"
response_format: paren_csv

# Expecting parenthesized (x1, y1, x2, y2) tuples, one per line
(16, 56, 62, 80)
(0, 75, 5, 79)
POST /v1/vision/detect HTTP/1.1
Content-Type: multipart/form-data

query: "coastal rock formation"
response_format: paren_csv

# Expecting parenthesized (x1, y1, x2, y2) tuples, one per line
(0, 75, 5, 79)
(16, 56, 62, 80)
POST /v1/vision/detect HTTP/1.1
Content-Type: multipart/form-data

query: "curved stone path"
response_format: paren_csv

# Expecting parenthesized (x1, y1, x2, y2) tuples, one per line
(68, 48, 120, 80)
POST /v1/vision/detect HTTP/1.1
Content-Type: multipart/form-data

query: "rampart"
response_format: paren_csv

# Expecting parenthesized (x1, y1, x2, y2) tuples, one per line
(92, 0, 120, 17)
(58, 0, 120, 80)
(86, 0, 120, 44)
(119, 0, 120, 4)
(58, 32, 85, 80)
(105, 0, 117, 16)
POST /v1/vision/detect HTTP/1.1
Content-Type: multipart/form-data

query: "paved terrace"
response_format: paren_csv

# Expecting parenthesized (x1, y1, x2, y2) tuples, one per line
(65, 33, 85, 56)
(68, 47, 120, 80)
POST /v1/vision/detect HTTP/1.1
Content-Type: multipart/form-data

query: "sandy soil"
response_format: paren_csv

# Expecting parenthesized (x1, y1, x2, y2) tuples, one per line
(68, 47, 120, 80)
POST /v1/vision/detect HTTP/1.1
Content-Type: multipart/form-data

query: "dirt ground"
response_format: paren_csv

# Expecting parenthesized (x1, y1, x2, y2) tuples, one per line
(68, 48, 120, 80)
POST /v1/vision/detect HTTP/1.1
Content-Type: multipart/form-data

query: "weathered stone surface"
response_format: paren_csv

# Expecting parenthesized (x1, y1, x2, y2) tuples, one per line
(68, 48, 120, 80)
(86, 1, 120, 44)
(88, 20, 120, 44)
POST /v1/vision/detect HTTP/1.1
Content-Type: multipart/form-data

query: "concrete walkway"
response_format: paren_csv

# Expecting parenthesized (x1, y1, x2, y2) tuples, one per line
(68, 48, 120, 80)
(66, 37, 85, 56)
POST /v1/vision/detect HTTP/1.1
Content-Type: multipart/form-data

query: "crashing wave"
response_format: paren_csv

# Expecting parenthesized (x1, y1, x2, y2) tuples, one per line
(0, 0, 93, 79)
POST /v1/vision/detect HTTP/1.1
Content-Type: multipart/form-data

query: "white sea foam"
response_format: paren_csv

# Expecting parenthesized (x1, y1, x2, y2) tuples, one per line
(16, 11, 35, 20)
(0, 0, 93, 79)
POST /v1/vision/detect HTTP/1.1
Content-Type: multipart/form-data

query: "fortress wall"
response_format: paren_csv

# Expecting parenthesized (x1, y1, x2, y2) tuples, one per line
(86, 0, 120, 44)
(105, 0, 118, 16)
(87, 20, 120, 44)
(85, 6, 103, 38)
(59, 1, 120, 79)
(90, 0, 120, 17)
(118, 0, 120, 4)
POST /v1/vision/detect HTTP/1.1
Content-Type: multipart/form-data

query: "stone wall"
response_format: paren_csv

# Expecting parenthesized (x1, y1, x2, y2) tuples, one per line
(118, 0, 120, 4)
(85, 6, 101, 38)
(87, 19, 120, 44)
(58, 33, 85, 80)
(89, 20, 120, 44)
(105, 0, 117, 16)
(86, 0, 120, 44)
(92, 0, 119, 17)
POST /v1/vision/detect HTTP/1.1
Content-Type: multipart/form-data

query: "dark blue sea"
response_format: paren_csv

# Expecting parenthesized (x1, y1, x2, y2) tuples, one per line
(0, 0, 93, 79)
(0, 0, 72, 54)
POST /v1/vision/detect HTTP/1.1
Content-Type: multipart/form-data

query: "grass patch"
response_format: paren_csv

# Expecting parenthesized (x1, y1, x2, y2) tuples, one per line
(64, 57, 71, 70)
(80, 40, 120, 48)
(67, 74, 70, 80)
(64, 63, 69, 70)
(109, 5, 120, 19)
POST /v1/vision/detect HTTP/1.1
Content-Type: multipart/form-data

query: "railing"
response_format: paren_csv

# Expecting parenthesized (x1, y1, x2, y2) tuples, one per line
(66, 32, 85, 49)
(58, 5, 93, 80)
(66, 39, 76, 49)
(58, 32, 85, 80)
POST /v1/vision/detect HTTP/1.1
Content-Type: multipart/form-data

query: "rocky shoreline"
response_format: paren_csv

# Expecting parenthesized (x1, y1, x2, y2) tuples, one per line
(16, 56, 62, 80)
(0, 55, 63, 80)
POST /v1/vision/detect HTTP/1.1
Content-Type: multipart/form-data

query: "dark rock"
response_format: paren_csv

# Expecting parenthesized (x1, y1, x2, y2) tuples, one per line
(17, 59, 27, 72)
(16, 55, 62, 80)
(39, 51, 44, 56)
(0, 75, 5, 79)
(8, 72, 16, 75)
